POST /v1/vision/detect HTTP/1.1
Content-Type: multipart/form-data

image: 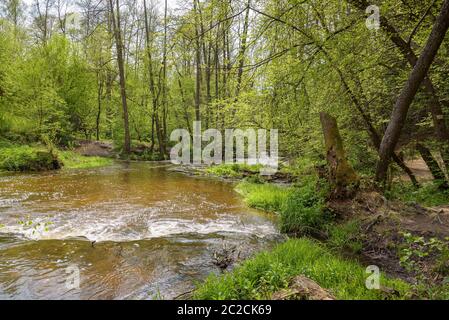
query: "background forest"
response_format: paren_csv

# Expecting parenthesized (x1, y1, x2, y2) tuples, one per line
(1, 0, 448, 184)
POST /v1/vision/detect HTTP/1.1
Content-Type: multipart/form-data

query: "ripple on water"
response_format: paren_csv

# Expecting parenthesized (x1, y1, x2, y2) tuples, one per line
(0, 162, 281, 299)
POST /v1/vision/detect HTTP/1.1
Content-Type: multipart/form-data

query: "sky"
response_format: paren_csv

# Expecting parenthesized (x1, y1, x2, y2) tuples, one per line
(21, 0, 180, 11)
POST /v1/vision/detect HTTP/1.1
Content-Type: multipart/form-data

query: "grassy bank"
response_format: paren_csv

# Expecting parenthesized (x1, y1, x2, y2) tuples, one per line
(206, 164, 263, 178)
(58, 150, 113, 169)
(0, 143, 113, 172)
(0, 145, 61, 171)
(236, 176, 329, 235)
(195, 163, 449, 300)
(194, 238, 409, 300)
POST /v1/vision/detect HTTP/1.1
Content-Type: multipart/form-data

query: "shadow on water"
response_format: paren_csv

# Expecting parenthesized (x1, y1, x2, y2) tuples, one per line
(0, 162, 282, 300)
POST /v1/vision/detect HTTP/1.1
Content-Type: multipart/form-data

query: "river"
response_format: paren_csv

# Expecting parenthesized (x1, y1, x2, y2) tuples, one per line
(0, 162, 280, 299)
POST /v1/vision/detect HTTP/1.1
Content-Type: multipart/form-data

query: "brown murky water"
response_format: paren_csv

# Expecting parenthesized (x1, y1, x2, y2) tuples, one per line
(0, 162, 280, 300)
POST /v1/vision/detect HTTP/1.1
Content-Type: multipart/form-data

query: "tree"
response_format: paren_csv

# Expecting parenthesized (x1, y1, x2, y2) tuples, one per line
(109, 0, 131, 154)
(376, 0, 449, 183)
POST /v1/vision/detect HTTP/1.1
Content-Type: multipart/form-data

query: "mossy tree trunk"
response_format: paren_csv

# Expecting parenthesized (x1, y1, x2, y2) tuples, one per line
(320, 112, 359, 198)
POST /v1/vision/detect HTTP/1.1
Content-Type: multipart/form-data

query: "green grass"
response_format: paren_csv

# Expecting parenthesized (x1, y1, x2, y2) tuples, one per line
(58, 151, 113, 169)
(388, 181, 449, 207)
(0, 143, 113, 172)
(236, 181, 291, 213)
(194, 238, 409, 300)
(207, 164, 263, 178)
(326, 220, 363, 254)
(280, 176, 329, 235)
(236, 176, 330, 235)
(0, 145, 61, 171)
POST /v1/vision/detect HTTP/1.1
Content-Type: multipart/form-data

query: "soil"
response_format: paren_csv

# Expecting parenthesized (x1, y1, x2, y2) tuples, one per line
(74, 140, 115, 157)
(329, 191, 449, 284)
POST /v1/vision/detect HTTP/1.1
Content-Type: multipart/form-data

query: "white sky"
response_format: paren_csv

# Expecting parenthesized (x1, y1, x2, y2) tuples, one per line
(22, 0, 179, 11)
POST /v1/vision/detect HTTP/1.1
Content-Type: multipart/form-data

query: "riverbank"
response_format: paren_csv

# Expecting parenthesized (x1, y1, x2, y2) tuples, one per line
(0, 140, 114, 172)
(193, 163, 449, 300)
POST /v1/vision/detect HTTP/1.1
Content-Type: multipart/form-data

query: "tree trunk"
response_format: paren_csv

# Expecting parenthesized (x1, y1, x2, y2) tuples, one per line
(193, 0, 202, 122)
(235, 0, 251, 99)
(161, 0, 168, 157)
(348, 0, 449, 174)
(96, 74, 103, 141)
(327, 55, 420, 188)
(109, 0, 131, 154)
(143, 0, 164, 156)
(376, 0, 449, 183)
(416, 144, 449, 189)
(320, 112, 359, 198)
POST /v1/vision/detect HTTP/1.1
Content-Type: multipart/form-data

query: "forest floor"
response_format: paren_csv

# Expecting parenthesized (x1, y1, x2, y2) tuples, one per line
(330, 192, 449, 286)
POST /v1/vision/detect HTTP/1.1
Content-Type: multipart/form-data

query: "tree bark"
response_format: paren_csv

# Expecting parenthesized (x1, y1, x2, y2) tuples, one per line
(320, 112, 359, 198)
(235, 0, 251, 99)
(96, 73, 103, 141)
(143, 0, 164, 156)
(193, 0, 202, 122)
(376, 0, 449, 183)
(109, 0, 131, 154)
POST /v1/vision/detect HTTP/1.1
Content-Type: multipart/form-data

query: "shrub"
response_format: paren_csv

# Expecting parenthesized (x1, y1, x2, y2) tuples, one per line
(279, 176, 330, 235)
(237, 176, 330, 235)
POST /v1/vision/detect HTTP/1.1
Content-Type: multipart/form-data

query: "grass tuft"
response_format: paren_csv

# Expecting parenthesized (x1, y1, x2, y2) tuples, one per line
(58, 151, 113, 169)
(236, 176, 330, 235)
(194, 238, 409, 300)
(207, 164, 263, 178)
(236, 181, 291, 213)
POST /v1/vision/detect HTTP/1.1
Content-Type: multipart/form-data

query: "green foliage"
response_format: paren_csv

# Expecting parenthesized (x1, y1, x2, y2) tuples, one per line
(281, 157, 323, 177)
(398, 232, 449, 299)
(280, 176, 330, 235)
(387, 182, 449, 207)
(399, 233, 449, 275)
(194, 238, 409, 300)
(237, 175, 330, 235)
(0, 145, 61, 171)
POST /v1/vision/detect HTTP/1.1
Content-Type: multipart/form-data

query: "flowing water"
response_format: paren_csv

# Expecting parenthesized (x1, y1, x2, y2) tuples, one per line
(0, 162, 280, 300)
